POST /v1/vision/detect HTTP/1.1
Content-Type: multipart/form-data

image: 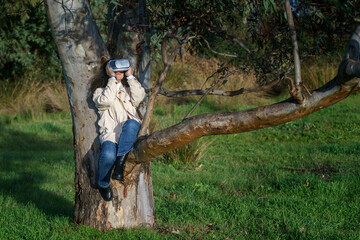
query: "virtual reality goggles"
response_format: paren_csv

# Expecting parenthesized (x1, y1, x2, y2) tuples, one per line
(108, 59, 130, 72)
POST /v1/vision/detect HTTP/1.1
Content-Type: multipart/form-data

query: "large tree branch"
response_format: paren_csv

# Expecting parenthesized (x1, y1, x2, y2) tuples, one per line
(132, 72, 359, 163)
(131, 23, 360, 164)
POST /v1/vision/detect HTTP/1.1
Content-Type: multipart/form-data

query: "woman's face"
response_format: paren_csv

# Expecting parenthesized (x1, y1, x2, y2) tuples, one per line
(115, 71, 124, 81)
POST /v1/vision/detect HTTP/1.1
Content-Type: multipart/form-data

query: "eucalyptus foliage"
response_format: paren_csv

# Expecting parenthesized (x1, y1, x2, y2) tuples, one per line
(0, 0, 60, 80)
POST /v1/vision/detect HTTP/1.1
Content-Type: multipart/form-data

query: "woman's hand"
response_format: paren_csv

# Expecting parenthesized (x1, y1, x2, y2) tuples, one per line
(125, 66, 133, 77)
(106, 63, 116, 78)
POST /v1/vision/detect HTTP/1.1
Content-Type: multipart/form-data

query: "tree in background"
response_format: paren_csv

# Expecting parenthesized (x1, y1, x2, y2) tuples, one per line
(0, 0, 61, 80)
(44, 0, 360, 230)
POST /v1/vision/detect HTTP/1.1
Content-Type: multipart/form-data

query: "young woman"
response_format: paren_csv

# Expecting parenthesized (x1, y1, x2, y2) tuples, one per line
(93, 61, 146, 201)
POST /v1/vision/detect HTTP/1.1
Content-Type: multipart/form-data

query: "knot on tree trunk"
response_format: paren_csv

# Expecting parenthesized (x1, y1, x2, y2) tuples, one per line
(287, 79, 312, 105)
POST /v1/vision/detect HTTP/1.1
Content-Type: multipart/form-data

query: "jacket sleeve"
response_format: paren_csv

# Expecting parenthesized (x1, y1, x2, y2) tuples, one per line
(127, 77, 146, 107)
(93, 77, 118, 110)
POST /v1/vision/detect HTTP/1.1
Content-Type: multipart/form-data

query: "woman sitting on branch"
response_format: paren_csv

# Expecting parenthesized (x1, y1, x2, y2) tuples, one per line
(93, 60, 146, 201)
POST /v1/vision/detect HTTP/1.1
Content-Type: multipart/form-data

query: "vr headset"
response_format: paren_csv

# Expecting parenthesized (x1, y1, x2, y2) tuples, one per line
(108, 59, 130, 72)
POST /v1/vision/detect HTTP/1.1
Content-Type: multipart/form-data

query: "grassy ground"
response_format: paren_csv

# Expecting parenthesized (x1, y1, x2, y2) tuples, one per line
(0, 93, 359, 239)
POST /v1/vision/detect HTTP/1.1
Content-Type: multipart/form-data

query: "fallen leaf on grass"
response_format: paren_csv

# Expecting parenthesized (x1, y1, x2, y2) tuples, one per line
(257, 195, 267, 200)
(195, 164, 203, 171)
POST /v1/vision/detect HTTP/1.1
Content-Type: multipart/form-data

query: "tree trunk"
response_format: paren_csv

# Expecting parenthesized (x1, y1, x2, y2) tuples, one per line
(45, 0, 154, 230)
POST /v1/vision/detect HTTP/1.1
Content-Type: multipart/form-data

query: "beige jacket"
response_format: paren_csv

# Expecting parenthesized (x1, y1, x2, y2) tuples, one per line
(93, 76, 146, 144)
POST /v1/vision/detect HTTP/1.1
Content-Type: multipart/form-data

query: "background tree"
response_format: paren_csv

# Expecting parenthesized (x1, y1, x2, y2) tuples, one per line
(0, 0, 61, 80)
(44, 0, 360, 230)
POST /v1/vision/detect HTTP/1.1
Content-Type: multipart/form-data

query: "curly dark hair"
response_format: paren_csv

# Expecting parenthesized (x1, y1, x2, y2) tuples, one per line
(90, 61, 109, 93)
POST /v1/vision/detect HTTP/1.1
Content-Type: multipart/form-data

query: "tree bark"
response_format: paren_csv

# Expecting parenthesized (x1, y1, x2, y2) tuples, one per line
(45, 0, 154, 230)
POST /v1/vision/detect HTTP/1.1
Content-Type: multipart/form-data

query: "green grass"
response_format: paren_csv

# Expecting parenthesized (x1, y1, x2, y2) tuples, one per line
(1, 94, 360, 239)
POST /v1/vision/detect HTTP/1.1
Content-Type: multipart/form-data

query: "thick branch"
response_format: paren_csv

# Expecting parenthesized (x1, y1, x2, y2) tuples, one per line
(135, 21, 360, 167)
(132, 69, 359, 163)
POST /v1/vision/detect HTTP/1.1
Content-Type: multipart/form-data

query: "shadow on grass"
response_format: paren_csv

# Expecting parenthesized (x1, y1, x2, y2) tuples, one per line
(0, 127, 73, 218)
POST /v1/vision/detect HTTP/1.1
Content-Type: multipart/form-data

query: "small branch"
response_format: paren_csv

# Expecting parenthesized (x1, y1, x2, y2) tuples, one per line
(138, 33, 193, 136)
(203, 38, 243, 58)
(159, 78, 281, 97)
(182, 70, 237, 120)
(182, 79, 222, 120)
(204, 24, 251, 54)
(200, 65, 226, 89)
(138, 35, 176, 137)
(285, 0, 303, 104)
(231, 35, 251, 54)
(159, 88, 244, 97)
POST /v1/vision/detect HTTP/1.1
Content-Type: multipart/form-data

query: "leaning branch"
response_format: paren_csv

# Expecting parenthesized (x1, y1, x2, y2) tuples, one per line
(138, 33, 193, 136)
(133, 72, 359, 163)
(285, 0, 303, 103)
(138, 35, 177, 137)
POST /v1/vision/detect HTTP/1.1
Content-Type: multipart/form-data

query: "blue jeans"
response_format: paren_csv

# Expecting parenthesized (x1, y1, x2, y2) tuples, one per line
(97, 119, 141, 188)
